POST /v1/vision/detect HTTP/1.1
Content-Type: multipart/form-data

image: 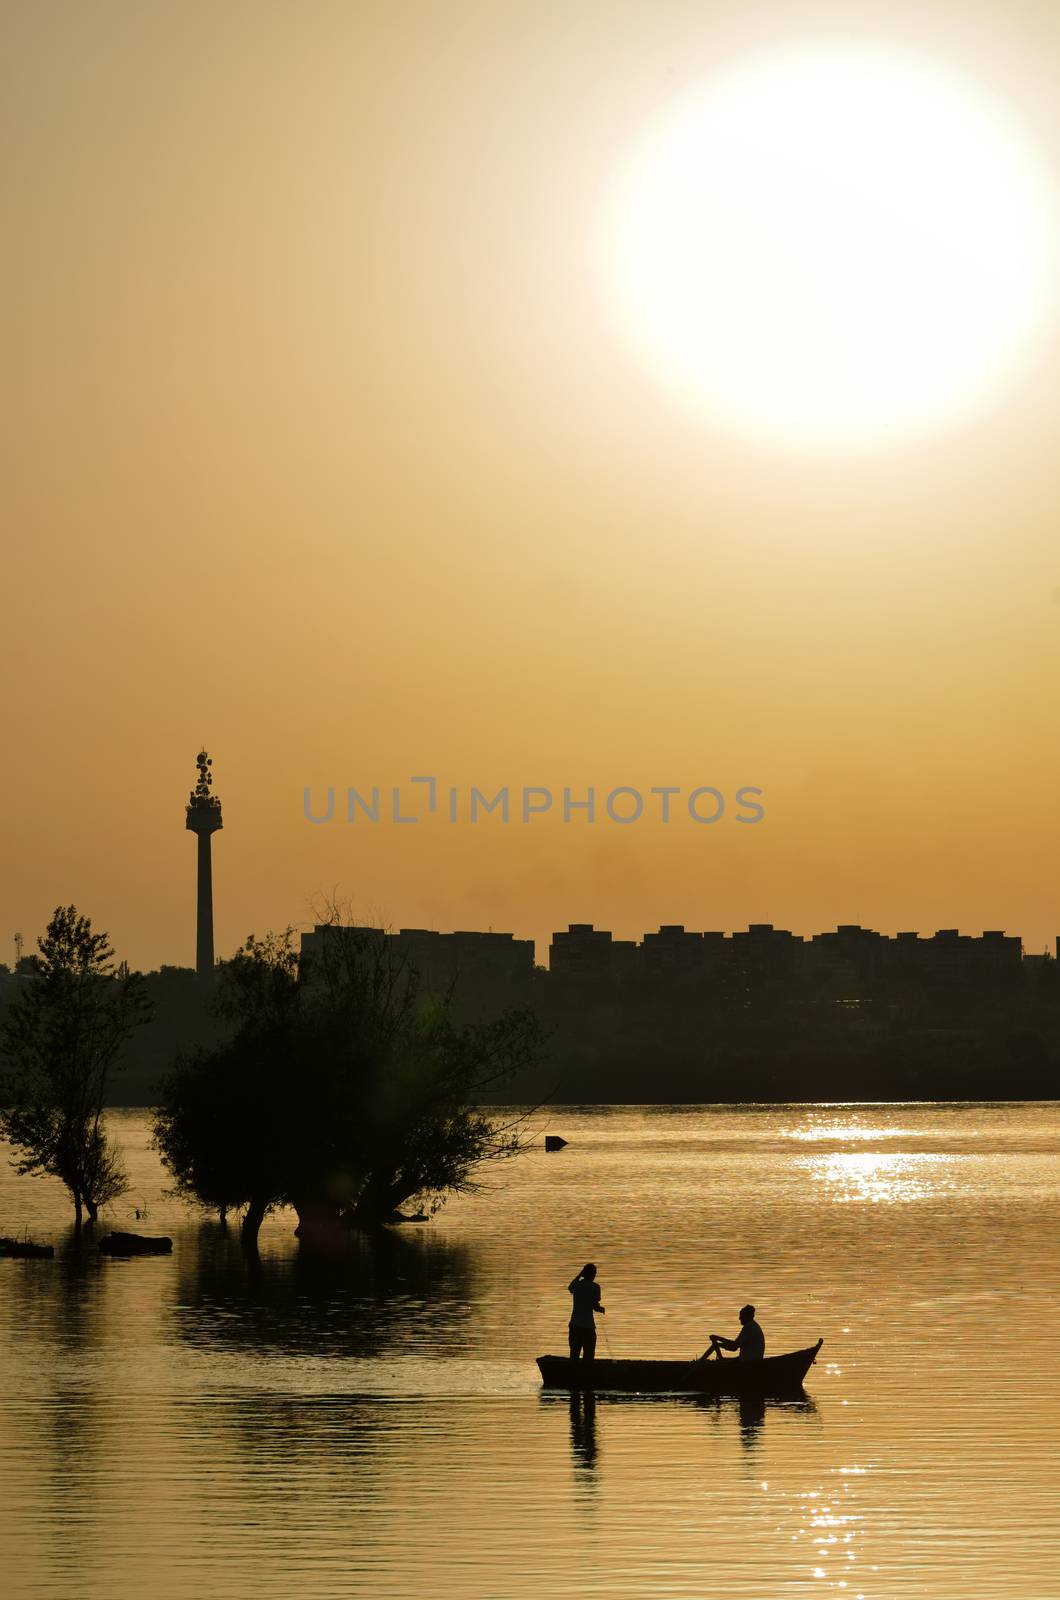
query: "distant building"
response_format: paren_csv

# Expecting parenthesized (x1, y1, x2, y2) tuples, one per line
(549, 924, 625, 983)
(299, 917, 1031, 1002)
(806, 924, 889, 993)
(731, 923, 803, 981)
(299, 924, 534, 1002)
(976, 930, 1023, 968)
(911, 928, 1022, 976)
(641, 925, 710, 981)
(392, 927, 534, 995)
(802, 925, 1023, 989)
(545, 919, 1028, 989)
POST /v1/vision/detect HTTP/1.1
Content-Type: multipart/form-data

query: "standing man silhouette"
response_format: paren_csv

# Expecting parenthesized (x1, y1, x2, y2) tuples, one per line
(568, 1262, 605, 1362)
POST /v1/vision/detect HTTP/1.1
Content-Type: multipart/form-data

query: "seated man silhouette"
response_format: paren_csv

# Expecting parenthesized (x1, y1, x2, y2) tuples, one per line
(567, 1262, 605, 1361)
(703, 1303, 765, 1362)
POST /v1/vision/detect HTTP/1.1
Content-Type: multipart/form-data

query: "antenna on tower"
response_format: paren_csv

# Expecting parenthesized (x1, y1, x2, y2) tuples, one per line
(14, 932, 23, 969)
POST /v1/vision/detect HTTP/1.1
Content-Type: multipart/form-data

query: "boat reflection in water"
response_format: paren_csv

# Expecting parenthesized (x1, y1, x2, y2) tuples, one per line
(689, 1388, 820, 1450)
(544, 1385, 820, 1479)
(568, 1390, 599, 1474)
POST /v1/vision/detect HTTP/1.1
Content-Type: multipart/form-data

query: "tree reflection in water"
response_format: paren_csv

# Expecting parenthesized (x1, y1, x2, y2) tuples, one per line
(170, 1221, 480, 1359)
(2, 1233, 118, 1589)
(150, 1223, 487, 1496)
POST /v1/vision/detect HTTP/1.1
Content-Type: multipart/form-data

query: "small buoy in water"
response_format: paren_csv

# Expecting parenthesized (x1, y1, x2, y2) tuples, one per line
(545, 1135, 568, 1152)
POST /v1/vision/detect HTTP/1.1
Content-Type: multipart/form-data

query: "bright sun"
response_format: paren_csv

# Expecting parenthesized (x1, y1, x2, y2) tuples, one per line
(603, 42, 1060, 451)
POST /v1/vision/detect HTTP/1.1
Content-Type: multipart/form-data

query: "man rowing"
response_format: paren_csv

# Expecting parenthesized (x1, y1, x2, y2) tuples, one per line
(567, 1262, 605, 1361)
(702, 1303, 765, 1362)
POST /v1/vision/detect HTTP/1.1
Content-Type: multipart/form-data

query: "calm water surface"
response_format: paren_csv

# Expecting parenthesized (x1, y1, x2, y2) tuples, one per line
(1, 1104, 1058, 1599)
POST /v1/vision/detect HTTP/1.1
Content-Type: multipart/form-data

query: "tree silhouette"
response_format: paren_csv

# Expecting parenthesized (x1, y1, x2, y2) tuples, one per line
(153, 921, 546, 1250)
(0, 906, 152, 1224)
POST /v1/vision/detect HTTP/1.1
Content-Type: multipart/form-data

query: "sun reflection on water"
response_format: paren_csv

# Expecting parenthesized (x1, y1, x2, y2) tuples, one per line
(786, 1121, 904, 1141)
(799, 1494, 864, 1591)
(790, 1467, 871, 1592)
(797, 1149, 958, 1203)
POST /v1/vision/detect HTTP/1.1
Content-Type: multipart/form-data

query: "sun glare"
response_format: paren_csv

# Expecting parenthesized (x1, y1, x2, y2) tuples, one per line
(603, 42, 1060, 450)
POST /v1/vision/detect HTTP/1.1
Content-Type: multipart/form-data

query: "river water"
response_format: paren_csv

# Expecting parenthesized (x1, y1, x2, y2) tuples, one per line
(1, 1104, 1058, 1599)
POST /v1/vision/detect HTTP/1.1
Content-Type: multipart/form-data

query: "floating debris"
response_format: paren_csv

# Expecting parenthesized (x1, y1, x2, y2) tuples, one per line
(98, 1232, 172, 1257)
(0, 1236, 54, 1260)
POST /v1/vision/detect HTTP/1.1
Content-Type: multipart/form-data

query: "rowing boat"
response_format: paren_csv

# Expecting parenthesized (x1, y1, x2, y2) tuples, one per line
(537, 1339, 823, 1394)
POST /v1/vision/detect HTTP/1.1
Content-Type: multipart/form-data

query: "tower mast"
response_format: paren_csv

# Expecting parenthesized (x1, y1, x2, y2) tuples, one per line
(185, 749, 223, 980)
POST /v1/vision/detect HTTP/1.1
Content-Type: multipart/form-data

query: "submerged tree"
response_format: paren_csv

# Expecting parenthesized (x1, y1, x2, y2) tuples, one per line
(153, 921, 546, 1250)
(152, 932, 301, 1238)
(0, 906, 153, 1224)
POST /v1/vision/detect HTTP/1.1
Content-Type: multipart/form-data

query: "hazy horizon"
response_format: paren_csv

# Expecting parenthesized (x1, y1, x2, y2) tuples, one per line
(7, 0, 1060, 973)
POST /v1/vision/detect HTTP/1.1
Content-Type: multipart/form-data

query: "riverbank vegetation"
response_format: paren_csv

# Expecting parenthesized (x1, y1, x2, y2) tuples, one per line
(0, 906, 152, 1224)
(152, 922, 547, 1250)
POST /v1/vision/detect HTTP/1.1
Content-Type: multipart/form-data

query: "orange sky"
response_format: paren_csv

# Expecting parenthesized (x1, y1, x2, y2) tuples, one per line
(5, 0, 1060, 972)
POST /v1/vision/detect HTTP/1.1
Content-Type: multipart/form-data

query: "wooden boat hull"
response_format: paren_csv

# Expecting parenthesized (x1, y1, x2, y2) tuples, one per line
(537, 1339, 823, 1394)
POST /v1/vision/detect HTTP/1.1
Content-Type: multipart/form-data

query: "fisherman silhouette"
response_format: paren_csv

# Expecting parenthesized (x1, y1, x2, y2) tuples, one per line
(702, 1303, 765, 1362)
(567, 1262, 605, 1361)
